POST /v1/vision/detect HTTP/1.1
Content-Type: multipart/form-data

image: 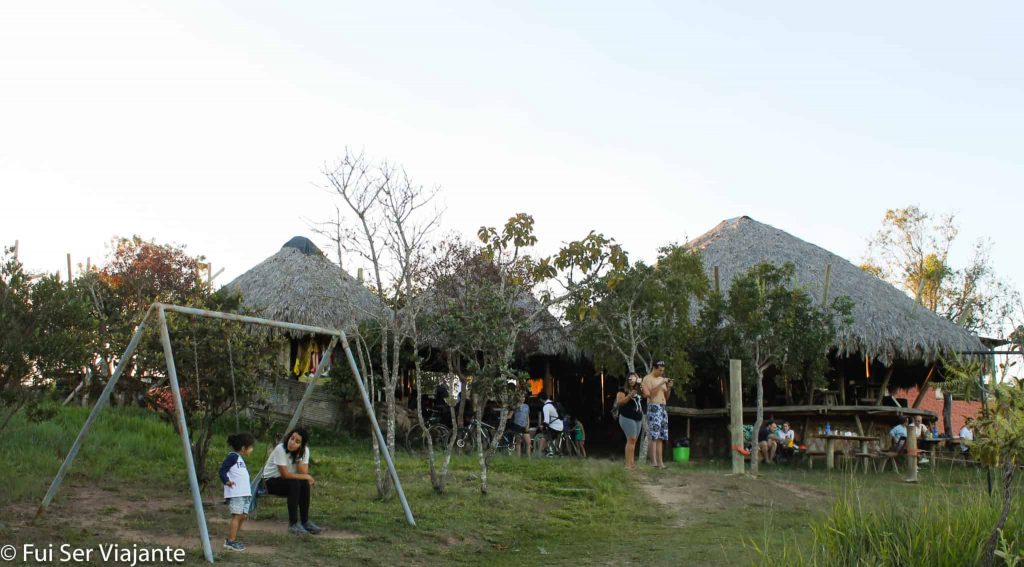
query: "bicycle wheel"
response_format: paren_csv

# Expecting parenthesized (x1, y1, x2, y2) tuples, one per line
(405, 423, 430, 454)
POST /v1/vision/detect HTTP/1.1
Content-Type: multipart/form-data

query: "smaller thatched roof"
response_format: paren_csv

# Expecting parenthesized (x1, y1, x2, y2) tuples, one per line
(688, 217, 984, 366)
(224, 237, 383, 335)
(514, 293, 579, 358)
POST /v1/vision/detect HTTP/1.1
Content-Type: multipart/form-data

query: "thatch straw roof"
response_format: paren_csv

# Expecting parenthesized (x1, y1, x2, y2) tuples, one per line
(418, 286, 578, 358)
(224, 237, 383, 335)
(514, 293, 579, 358)
(687, 217, 984, 366)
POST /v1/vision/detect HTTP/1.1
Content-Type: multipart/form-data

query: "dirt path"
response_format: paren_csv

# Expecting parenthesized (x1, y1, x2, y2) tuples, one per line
(634, 469, 828, 527)
(6, 484, 360, 557)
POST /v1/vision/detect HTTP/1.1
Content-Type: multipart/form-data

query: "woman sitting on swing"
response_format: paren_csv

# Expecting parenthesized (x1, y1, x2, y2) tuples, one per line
(262, 428, 321, 535)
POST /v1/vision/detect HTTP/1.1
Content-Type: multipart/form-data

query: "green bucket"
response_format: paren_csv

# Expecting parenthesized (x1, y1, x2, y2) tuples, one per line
(673, 446, 690, 462)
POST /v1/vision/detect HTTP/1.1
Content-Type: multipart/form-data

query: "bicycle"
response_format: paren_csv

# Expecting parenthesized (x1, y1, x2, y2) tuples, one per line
(445, 418, 494, 454)
(405, 407, 450, 455)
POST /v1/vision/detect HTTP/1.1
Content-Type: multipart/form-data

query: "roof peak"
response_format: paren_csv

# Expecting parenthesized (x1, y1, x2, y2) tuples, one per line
(282, 236, 323, 256)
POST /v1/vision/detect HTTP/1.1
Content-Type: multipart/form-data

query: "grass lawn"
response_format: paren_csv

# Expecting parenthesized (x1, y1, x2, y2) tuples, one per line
(1, 407, 1016, 566)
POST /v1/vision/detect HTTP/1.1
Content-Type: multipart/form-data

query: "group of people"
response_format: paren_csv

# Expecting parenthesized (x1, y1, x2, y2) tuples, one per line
(889, 415, 975, 461)
(755, 421, 796, 464)
(614, 360, 673, 469)
(218, 428, 321, 552)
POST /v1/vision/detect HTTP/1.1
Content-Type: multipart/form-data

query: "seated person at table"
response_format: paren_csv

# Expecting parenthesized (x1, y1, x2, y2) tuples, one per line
(757, 421, 779, 464)
(960, 418, 975, 457)
(776, 421, 796, 461)
(889, 417, 909, 452)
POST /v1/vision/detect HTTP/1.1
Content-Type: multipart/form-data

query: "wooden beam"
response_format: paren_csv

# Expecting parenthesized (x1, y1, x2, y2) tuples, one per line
(911, 365, 936, 408)
(875, 367, 894, 406)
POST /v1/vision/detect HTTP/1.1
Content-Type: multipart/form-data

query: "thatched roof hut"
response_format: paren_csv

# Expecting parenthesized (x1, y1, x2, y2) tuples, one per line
(224, 237, 382, 335)
(514, 294, 579, 358)
(687, 217, 984, 366)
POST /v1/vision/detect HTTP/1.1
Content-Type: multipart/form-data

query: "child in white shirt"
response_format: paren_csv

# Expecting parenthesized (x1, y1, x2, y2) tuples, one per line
(219, 432, 255, 551)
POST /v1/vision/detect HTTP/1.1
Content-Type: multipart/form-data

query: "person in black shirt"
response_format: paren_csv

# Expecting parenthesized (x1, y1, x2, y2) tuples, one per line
(615, 373, 644, 469)
(757, 421, 779, 464)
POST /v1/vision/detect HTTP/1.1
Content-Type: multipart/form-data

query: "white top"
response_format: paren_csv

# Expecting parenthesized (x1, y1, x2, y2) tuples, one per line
(542, 401, 563, 432)
(262, 444, 310, 479)
(778, 430, 795, 443)
(222, 453, 251, 499)
(959, 426, 974, 451)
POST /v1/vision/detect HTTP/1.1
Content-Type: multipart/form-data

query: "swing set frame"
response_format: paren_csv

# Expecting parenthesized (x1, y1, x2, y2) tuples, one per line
(34, 302, 415, 563)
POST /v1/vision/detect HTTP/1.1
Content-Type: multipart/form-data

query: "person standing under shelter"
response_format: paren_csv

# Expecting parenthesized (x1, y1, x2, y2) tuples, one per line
(642, 360, 673, 469)
(959, 418, 975, 458)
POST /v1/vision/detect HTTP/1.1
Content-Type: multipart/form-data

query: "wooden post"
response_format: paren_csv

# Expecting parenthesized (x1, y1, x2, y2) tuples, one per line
(729, 359, 743, 474)
(912, 365, 936, 408)
(854, 414, 865, 436)
(875, 367, 894, 406)
(66, 253, 72, 284)
(906, 424, 919, 483)
(839, 370, 847, 405)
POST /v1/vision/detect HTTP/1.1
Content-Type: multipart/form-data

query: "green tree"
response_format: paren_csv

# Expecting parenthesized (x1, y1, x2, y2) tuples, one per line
(723, 262, 852, 476)
(943, 354, 1024, 567)
(428, 213, 625, 494)
(0, 247, 98, 432)
(78, 236, 206, 406)
(863, 205, 1019, 337)
(0, 246, 34, 430)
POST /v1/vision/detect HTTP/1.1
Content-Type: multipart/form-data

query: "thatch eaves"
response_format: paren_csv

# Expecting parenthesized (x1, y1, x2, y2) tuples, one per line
(687, 217, 984, 366)
(224, 237, 383, 336)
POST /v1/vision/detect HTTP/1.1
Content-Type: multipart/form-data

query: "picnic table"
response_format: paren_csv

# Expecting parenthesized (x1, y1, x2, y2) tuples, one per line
(812, 433, 879, 471)
(918, 436, 964, 468)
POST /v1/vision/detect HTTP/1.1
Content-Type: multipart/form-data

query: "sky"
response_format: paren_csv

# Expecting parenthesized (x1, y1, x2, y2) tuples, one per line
(2, 2, 1022, 301)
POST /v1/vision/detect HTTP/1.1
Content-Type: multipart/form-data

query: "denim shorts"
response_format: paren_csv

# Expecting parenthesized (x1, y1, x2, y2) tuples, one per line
(228, 495, 252, 515)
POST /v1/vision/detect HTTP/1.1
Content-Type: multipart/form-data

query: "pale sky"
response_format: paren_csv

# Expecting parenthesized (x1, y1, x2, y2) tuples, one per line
(2, 2, 1022, 303)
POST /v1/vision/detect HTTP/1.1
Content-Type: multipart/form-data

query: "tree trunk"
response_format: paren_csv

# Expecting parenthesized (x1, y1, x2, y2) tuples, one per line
(750, 368, 765, 477)
(981, 462, 1015, 567)
(413, 361, 440, 492)
(638, 414, 651, 464)
(475, 401, 488, 495)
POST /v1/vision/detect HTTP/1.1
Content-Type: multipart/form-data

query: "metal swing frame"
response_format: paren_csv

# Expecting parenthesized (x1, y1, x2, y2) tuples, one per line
(34, 302, 415, 563)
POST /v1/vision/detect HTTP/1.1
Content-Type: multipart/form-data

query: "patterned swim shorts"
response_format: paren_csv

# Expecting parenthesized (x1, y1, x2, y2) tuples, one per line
(648, 404, 668, 440)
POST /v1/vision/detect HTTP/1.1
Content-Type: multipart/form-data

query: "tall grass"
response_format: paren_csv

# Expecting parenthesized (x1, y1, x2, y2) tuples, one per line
(752, 477, 1023, 567)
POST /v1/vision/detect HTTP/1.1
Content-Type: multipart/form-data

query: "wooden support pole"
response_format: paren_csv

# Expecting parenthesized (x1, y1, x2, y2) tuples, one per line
(854, 414, 865, 436)
(875, 367, 894, 406)
(729, 359, 743, 474)
(67, 253, 72, 284)
(911, 365, 936, 409)
(906, 424, 919, 483)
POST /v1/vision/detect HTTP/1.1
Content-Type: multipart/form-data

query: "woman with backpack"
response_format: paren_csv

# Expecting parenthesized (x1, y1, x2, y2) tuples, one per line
(615, 372, 644, 469)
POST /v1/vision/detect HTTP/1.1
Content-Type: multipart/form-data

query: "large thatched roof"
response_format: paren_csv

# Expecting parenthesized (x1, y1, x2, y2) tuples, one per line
(224, 237, 382, 335)
(687, 217, 984, 366)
